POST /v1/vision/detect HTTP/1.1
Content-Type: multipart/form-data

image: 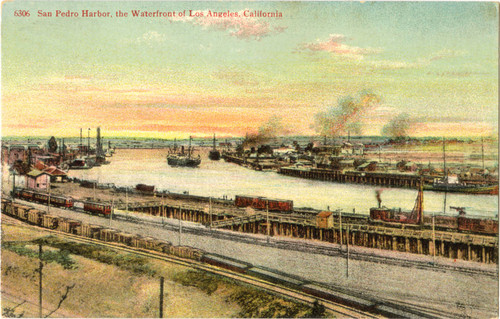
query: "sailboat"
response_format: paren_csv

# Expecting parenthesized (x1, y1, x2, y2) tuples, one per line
(167, 136, 201, 167)
(423, 138, 498, 195)
(208, 134, 221, 161)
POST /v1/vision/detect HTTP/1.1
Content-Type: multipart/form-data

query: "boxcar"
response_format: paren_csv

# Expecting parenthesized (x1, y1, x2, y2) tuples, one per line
(235, 195, 293, 212)
(83, 201, 112, 215)
(201, 254, 251, 273)
(458, 216, 498, 235)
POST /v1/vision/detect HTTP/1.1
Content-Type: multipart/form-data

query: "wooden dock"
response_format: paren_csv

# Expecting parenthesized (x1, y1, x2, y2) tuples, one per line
(122, 201, 498, 264)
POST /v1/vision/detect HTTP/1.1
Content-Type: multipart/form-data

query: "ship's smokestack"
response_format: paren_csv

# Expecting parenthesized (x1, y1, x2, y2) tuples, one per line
(375, 189, 382, 208)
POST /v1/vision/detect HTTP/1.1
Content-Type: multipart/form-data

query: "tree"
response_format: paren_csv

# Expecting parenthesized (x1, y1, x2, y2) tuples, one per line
(48, 137, 58, 153)
(304, 300, 325, 318)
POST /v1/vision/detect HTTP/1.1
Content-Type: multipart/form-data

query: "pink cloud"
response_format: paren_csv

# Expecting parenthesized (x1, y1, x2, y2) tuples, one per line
(171, 9, 285, 40)
(297, 34, 381, 58)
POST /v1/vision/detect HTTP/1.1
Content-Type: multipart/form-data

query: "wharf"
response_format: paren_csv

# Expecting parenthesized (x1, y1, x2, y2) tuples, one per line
(123, 200, 498, 264)
(279, 167, 425, 189)
(222, 153, 282, 171)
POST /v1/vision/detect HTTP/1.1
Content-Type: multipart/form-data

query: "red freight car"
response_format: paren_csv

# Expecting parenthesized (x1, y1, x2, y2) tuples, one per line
(14, 188, 73, 208)
(234, 195, 293, 212)
(83, 201, 112, 216)
(457, 216, 498, 235)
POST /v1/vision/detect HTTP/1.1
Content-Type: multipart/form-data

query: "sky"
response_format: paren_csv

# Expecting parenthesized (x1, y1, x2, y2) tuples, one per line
(2, 1, 498, 139)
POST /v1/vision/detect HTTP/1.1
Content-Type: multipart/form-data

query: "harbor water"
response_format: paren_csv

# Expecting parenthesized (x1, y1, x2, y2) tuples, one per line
(69, 149, 498, 218)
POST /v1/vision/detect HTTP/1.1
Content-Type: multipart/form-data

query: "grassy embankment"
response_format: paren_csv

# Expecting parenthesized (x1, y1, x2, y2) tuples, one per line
(1, 219, 330, 318)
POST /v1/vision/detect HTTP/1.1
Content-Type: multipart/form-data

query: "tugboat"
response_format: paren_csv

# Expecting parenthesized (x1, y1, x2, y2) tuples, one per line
(208, 133, 221, 161)
(167, 136, 201, 167)
(67, 157, 95, 170)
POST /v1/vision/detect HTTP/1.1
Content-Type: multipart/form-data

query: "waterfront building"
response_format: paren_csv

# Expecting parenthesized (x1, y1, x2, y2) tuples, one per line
(25, 169, 51, 191)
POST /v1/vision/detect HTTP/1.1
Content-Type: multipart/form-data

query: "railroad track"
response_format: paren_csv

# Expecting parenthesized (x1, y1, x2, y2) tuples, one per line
(1, 216, 379, 319)
(5, 205, 495, 318)
(10, 196, 498, 279)
(113, 211, 498, 279)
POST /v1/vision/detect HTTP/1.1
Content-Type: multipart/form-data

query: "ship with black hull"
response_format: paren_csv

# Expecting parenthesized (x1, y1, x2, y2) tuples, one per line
(167, 136, 201, 168)
(209, 134, 221, 161)
(424, 138, 499, 195)
(423, 176, 498, 195)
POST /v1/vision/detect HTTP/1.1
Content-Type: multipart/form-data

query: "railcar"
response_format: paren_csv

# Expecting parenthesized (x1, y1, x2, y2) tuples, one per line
(14, 188, 74, 208)
(301, 284, 374, 310)
(235, 195, 293, 212)
(457, 216, 498, 235)
(201, 254, 251, 273)
(83, 201, 112, 216)
(247, 266, 304, 289)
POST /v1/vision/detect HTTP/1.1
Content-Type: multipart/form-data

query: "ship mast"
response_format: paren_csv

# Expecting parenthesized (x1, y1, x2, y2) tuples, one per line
(442, 137, 446, 179)
(442, 137, 447, 214)
(481, 137, 485, 171)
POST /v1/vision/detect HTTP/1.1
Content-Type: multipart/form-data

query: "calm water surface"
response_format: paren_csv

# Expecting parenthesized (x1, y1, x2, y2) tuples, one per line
(69, 149, 498, 217)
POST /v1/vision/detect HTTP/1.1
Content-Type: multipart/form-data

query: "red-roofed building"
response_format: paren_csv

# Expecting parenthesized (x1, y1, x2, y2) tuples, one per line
(43, 166, 68, 182)
(34, 161, 48, 171)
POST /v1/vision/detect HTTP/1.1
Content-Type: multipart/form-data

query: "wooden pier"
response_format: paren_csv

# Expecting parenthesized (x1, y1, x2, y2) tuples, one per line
(279, 167, 424, 188)
(123, 201, 498, 264)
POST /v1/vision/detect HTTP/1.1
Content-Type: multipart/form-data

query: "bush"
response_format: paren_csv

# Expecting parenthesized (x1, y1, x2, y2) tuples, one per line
(173, 270, 219, 295)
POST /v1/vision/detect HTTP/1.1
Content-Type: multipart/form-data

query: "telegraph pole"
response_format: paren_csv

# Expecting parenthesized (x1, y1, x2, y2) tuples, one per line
(87, 128, 91, 156)
(339, 210, 343, 250)
(39, 244, 43, 318)
(266, 200, 270, 243)
(159, 276, 164, 318)
(209, 197, 212, 231)
(432, 212, 436, 263)
(12, 172, 15, 201)
(346, 226, 350, 278)
(126, 187, 129, 212)
(47, 186, 51, 214)
(109, 198, 114, 226)
(178, 206, 182, 246)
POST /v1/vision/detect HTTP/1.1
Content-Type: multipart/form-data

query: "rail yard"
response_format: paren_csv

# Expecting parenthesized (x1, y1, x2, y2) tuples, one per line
(2, 136, 498, 318)
(2, 192, 498, 318)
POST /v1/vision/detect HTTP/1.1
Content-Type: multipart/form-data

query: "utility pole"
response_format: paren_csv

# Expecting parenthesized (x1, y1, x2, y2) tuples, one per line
(209, 197, 213, 231)
(339, 210, 343, 250)
(159, 276, 164, 318)
(481, 137, 485, 171)
(39, 243, 43, 318)
(12, 172, 15, 201)
(178, 206, 182, 246)
(87, 128, 91, 156)
(47, 186, 51, 214)
(126, 187, 129, 212)
(346, 225, 350, 278)
(266, 200, 270, 243)
(109, 198, 114, 226)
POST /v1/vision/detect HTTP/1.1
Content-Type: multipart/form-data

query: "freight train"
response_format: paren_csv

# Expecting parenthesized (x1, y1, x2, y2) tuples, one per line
(234, 195, 293, 212)
(2, 198, 203, 261)
(14, 189, 74, 208)
(369, 187, 498, 235)
(14, 188, 111, 216)
(13, 187, 497, 236)
(201, 253, 434, 318)
(2, 197, 431, 318)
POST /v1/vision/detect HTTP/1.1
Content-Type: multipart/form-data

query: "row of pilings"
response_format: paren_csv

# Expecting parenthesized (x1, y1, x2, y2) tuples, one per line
(125, 203, 498, 264)
(279, 167, 424, 188)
